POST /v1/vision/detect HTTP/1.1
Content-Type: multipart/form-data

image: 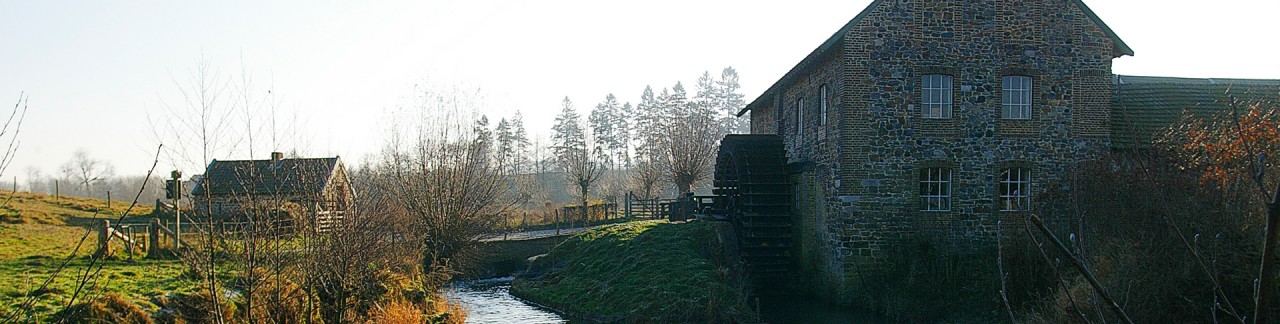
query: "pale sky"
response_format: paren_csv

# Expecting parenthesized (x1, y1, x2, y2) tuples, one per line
(2, 0, 1277, 180)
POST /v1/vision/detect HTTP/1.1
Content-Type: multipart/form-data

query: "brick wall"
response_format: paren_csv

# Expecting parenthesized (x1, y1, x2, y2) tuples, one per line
(759, 0, 1121, 298)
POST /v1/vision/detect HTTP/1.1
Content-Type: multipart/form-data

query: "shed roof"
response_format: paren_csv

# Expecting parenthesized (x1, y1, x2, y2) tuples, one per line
(739, 0, 1131, 117)
(190, 157, 341, 196)
(1111, 75, 1280, 148)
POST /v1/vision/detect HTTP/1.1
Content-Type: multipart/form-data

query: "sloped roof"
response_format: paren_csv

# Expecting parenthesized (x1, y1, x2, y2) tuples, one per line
(1111, 75, 1280, 148)
(191, 157, 340, 196)
(739, 0, 1131, 117)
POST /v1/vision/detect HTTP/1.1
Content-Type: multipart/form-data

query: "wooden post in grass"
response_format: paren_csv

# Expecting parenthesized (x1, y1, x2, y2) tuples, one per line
(170, 170, 183, 250)
(54, 180, 59, 203)
(148, 218, 162, 259)
(97, 219, 111, 257)
(107, 191, 111, 209)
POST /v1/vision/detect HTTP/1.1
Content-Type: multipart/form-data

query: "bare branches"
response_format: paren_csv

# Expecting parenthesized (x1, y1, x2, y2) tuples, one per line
(1026, 212, 1135, 324)
(0, 93, 29, 183)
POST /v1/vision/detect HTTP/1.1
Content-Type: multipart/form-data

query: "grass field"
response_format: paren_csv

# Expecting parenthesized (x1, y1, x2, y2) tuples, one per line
(0, 191, 195, 322)
(511, 220, 755, 322)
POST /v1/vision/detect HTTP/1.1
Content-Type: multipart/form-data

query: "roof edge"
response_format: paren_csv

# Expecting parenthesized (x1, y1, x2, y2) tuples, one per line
(740, 0, 888, 117)
(1071, 0, 1134, 57)
(1115, 74, 1280, 86)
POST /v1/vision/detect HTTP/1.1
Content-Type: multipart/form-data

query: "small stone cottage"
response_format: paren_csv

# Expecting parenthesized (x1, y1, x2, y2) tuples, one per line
(190, 152, 355, 232)
(737, 0, 1279, 296)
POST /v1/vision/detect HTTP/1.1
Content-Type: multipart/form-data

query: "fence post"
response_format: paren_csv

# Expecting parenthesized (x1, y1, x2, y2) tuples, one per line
(124, 225, 134, 258)
(148, 218, 161, 258)
(555, 208, 561, 236)
(54, 180, 60, 204)
(97, 219, 111, 257)
(107, 191, 111, 209)
(625, 192, 631, 219)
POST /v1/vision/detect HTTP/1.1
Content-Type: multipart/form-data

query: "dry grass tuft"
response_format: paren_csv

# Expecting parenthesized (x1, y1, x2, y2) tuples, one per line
(54, 292, 153, 324)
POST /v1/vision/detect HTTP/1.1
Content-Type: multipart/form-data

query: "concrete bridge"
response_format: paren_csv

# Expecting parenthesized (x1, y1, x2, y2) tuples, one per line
(469, 225, 608, 279)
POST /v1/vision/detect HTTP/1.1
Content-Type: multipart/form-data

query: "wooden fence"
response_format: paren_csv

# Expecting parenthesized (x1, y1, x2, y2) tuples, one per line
(97, 218, 299, 259)
(625, 192, 675, 220)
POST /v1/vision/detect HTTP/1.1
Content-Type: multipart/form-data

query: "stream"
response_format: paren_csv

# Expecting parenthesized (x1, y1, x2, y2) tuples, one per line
(447, 277, 886, 323)
(446, 278, 567, 324)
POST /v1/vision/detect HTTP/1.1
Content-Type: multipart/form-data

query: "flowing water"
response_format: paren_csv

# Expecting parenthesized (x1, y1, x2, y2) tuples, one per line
(446, 278, 567, 324)
(447, 278, 883, 323)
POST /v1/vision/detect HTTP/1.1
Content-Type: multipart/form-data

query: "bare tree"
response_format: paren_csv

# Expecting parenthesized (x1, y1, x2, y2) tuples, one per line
(59, 148, 115, 195)
(552, 97, 606, 226)
(660, 83, 721, 193)
(630, 157, 664, 200)
(378, 84, 512, 282)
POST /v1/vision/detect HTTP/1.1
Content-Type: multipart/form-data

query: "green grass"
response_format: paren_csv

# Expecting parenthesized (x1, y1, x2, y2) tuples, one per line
(0, 191, 193, 322)
(511, 220, 754, 322)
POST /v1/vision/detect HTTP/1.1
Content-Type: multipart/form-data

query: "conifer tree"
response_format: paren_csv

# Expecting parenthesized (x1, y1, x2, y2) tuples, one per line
(717, 67, 748, 134)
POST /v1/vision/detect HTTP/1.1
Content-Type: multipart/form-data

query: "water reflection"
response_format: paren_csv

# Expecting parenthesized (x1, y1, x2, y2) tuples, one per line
(447, 278, 566, 324)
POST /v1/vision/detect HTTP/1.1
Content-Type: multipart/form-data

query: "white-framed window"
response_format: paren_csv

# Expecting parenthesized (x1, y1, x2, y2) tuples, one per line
(1002, 76, 1033, 119)
(921, 74, 953, 119)
(920, 167, 952, 211)
(819, 84, 828, 126)
(999, 168, 1032, 211)
(795, 97, 804, 136)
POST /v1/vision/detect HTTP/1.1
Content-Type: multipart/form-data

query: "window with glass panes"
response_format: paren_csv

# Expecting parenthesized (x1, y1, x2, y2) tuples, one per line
(920, 168, 952, 211)
(999, 168, 1031, 211)
(796, 97, 804, 136)
(921, 75, 953, 119)
(820, 84, 828, 126)
(1002, 76, 1032, 119)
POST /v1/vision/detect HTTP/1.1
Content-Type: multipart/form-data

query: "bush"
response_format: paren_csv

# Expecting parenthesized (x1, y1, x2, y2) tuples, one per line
(153, 289, 236, 324)
(1024, 151, 1265, 322)
(54, 293, 153, 324)
(848, 232, 1053, 323)
(236, 270, 316, 324)
(366, 298, 425, 324)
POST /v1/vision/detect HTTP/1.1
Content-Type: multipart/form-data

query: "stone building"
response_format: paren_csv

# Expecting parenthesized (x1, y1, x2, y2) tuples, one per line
(190, 152, 356, 232)
(737, 0, 1278, 297)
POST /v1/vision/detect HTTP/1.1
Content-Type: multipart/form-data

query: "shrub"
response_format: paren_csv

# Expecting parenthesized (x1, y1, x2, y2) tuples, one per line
(237, 271, 316, 324)
(153, 289, 236, 324)
(54, 293, 153, 324)
(1027, 152, 1265, 322)
(366, 298, 425, 324)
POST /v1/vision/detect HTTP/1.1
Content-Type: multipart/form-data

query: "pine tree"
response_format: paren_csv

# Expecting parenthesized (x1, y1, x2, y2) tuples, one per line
(473, 115, 493, 165)
(511, 110, 530, 174)
(590, 94, 628, 168)
(495, 117, 514, 175)
(717, 67, 748, 134)
(618, 102, 634, 168)
(694, 70, 723, 113)
(589, 100, 614, 166)
(633, 86, 662, 162)
(552, 97, 586, 160)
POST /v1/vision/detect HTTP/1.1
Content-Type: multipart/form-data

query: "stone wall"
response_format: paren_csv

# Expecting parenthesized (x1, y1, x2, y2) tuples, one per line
(761, 0, 1121, 299)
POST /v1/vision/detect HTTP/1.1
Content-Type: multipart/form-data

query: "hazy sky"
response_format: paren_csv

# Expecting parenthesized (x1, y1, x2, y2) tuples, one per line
(2, 0, 1277, 181)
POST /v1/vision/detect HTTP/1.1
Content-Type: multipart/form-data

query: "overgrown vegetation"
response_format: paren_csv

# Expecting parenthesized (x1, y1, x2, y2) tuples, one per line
(843, 232, 1051, 323)
(512, 220, 755, 323)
